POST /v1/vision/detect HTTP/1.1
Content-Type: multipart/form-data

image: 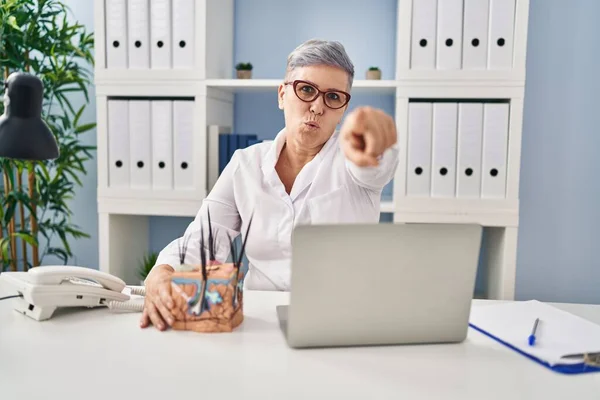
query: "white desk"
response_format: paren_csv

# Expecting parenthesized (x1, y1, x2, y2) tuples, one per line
(1, 290, 599, 399)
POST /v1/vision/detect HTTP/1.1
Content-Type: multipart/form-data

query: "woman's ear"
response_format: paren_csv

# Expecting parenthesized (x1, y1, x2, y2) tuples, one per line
(277, 84, 285, 110)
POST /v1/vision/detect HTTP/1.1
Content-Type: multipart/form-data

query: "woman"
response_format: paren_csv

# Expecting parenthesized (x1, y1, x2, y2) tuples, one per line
(141, 39, 399, 330)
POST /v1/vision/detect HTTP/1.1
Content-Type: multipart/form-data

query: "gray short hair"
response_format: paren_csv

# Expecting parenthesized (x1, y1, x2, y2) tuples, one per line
(285, 39, 355, 90)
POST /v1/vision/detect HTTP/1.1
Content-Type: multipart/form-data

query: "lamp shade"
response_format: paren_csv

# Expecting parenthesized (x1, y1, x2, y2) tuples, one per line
(0, 72, 59, 160)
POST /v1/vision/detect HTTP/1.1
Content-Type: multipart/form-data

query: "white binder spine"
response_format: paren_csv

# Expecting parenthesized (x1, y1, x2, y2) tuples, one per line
(172, 0, 195, 69)
(488, 0, 516, 69)
(436, 0, 463, 70)
(410, 0, 438, 69)
(456, 103, 484, 198)
(128, 100, 152, 190)
(105, 0, 128, 69)
(127, 0, 150, 69)
(150, 0, 172, 69)
(406, 103, 433, 197)
(431, 102, 458, 197)
(151, 100, 174, 190)
(481, 103, 510, 198)
(462, 0, 490, 70)
(107, 100, 130, 188)
(173, 100, 195, 190)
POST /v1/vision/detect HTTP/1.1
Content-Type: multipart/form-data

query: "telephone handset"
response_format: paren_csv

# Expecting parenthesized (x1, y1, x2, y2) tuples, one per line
(27, 265, 127, 292)
(0, 265, 146, 321)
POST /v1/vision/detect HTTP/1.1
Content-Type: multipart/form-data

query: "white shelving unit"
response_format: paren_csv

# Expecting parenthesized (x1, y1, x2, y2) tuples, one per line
(94, 0, 529, 299)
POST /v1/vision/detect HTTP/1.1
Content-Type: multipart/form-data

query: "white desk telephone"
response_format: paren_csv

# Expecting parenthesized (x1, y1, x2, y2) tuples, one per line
(0, 265, 146, 321)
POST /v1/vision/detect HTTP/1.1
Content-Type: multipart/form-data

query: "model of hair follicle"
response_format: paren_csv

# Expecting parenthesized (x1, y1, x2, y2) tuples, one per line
(169, 207, 253, 333)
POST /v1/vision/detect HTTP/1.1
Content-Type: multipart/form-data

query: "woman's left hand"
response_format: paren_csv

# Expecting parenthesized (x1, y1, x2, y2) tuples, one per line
(340, 106, 397, 167)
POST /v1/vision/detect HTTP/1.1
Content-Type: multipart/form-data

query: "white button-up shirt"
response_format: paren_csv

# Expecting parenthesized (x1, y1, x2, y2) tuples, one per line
(155, 127, 399, 291)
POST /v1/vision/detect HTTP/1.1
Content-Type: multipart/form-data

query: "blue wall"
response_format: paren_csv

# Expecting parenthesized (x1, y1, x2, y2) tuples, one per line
(515, 0, 600, 304)
(51, 0, 599, 304)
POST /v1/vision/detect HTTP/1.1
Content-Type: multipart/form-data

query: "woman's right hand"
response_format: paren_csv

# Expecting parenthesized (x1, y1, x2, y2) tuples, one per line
(140, 264, 175, 331)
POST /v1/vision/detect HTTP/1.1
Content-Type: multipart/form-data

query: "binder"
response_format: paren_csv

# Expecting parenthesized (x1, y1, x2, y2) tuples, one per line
(207, 125, 231, 192)
(456, 103, 483, 198)
(218, 133, 229, 174)
(242, 134, 258, 148)
(436, 0, 463, 70)
(469, 300, 600, 375)
(105, 0, 128, 69)
(151, 100, 173, 190)
(406, 102, 433, 197)
(150, 0, 172, 69)
(247, 138, 262, 147)
(127, 0, 150, 69)
(107, 100, 130, 188)
(173, 100, 194, 190)
(172, 0, 195, 69)
(462, 0, 489, 69)
(481, 103, 509, 198)
(431, 102, 458, 197)
(410, 0, 437, 69)
(128, 100, 152, 189)
(488, 0, 516, 69)
(228, 134, 239, 162)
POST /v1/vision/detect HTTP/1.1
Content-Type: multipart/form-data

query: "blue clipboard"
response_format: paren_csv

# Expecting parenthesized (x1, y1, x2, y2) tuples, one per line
(469, 323, 600, 375)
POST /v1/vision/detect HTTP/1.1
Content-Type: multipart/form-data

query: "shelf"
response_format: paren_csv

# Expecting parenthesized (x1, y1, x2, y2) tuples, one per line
(98, 185, 207, 202)
(394, 197, 519, 227)
(396, 69, 526, 85)
(206, 79, 397, 94)
(95, 81, 202, 97)
(396, 84, 525, 100)
(95, 68, 203, 83)
(98, 197, 202, 217)
(395, 211, 518, 228)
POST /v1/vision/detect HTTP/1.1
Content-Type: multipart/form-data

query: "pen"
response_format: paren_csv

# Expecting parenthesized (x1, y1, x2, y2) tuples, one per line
(528, 318, 540, 346)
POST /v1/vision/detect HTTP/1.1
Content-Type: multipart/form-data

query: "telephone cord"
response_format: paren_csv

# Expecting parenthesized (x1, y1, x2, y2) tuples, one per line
(105, 285, 146, 312)
(106, 299, 145, 312)
(126, 285, 146, 296)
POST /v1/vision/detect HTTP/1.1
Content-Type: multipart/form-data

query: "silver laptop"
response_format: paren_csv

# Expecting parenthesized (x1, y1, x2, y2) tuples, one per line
(277, 223, 483, 348)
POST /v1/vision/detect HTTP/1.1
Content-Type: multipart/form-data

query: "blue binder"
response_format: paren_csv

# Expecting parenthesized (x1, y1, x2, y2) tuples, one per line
(218, 133, 260, 175)
(218, 134, 229, 174)
(469, 323, 600, 375)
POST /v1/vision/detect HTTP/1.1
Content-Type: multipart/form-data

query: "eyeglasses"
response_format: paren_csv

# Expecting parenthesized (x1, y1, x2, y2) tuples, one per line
(284, 80, 351, 110)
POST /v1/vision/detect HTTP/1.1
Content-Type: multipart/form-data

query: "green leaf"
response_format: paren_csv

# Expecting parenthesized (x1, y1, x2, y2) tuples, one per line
(12, 232, 38, 247)
(74, 122, 96, 134)
(7, 16, 19, 30)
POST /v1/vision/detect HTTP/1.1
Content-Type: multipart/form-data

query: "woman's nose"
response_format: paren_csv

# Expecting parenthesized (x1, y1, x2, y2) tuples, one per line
(310, 95, 325, 115)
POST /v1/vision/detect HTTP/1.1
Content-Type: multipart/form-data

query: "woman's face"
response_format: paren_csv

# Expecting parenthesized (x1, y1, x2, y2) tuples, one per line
(278, 65, 350, 151)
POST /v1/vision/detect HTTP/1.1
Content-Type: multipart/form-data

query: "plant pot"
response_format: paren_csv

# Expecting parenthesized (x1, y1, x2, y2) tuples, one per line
(366, 69, 381, 80)
(236, 70, 252, 79)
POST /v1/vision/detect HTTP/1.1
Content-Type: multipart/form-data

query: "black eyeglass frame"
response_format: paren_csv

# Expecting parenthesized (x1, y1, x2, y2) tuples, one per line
(283, 79, 351, 109)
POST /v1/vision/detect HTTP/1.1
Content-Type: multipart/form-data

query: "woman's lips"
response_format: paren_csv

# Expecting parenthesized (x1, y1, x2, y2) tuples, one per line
(305, 121, 320, 129)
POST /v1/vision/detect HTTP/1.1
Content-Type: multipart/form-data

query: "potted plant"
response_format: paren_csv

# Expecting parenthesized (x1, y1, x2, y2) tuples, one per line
(366, 66, 382, 80)
(0, 0, 95, 272)
(138, 251, 159, 285)
(235, 62, 253, 79)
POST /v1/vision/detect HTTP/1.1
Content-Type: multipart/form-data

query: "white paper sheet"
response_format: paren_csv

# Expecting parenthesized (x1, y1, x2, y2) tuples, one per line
(469, 300, 600, 366)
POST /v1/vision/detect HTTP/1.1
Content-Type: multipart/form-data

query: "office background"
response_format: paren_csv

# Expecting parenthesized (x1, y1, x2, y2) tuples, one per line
(45, 0, 599, 305)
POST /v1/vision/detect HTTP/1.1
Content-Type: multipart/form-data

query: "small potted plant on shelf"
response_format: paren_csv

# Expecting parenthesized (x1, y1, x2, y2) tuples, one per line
(366, 66, 381, 80)
(138, 251, 159, 285)
(236, 62, 253, 79)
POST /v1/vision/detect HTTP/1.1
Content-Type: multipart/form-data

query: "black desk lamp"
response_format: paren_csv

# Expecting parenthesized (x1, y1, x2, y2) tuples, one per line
(0, 72, 59, 160)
